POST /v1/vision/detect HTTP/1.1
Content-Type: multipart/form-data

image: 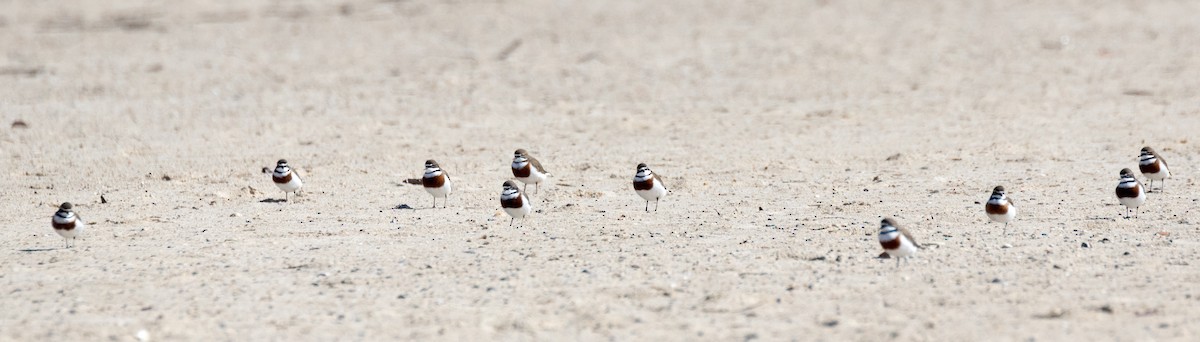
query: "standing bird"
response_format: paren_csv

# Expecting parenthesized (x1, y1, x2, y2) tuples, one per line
(984, 186, 1017, 234)
(1138, 147, 1170, 193)
(499, 180, 531, 226)
(51, 202, 85, 248)
(421, 160, 452, 208)
(272, 159, 304, 202)
(511, 149, 549, 194)
(1115, 168, 1146, 219)
(878, 218, 921, 267)
(632, 163, 668, 212)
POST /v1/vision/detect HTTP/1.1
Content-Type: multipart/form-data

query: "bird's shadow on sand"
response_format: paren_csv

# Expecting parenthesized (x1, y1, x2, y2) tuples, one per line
(19, 248, 59, 252)
(259, 198, 288, 203)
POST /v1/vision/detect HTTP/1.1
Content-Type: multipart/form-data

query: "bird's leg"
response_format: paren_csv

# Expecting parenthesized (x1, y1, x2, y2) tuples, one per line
(510, 218, 514, 226)
(645, 201, 649, 212)
(655, 198, 660, 212)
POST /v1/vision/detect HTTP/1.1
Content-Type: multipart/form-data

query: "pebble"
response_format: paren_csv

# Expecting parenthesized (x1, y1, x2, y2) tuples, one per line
(1080, 242, 1090, 248)
(1001, 244, 1012, 248)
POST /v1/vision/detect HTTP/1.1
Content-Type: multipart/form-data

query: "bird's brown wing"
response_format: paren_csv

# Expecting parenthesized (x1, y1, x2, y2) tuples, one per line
(530, 157, 549, 174)
(655, 174, 667, 190)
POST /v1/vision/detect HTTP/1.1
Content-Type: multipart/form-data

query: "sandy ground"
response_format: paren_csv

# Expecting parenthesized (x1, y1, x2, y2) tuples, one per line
(2, 0, 1200, 340)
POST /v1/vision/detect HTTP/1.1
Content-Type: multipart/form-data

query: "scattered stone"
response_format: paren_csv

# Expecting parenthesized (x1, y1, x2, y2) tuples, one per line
(1099, 305, 1114, 314)
(990, 278, 1003, 284)
(394, 204, 413, 209)
(161, 175, 171, 181)
(821, 319, 838, 327)
(230, 213, 242, 217)
(100, 195, 108, 204)
(885, 153, 902, 161)
(1081, 242, 1090, 248)
(1001, 243, 1012, 248)
(11, 120, 28, 129)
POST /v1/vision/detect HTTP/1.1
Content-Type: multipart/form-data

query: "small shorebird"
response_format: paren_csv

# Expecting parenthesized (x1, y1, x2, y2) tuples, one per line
(272, 159, 303, 202)
(984, 186, 1017, 234)
(422, 160, 452, 208)
(632, 163, 667, 212)
(511, 149, 549, 194)
(51, 202, 85, 248)
(878, 218, 921, 267)
(500, 180, 531, 226)
(1138, 147, 1170, 193)
(1116, 168, 1146, 219)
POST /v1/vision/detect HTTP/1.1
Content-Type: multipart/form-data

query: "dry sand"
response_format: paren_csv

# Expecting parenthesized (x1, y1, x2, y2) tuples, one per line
(2, 0, 1199, 340)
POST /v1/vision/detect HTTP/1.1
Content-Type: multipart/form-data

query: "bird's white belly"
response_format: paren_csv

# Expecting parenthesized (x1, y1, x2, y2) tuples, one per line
(504, 204, 531, 219)
(636, 182, 667, 201)
(276, 176, 303, 192)
(987, 206, 1016, 223)
(1144, 169, 1169, 181)
(55, 221, 84, 239)
(425, 182, 452, 197)
(885, 237, 918, 258)
(516, 170, 547, 185)
(1119, 195, 1145, 208)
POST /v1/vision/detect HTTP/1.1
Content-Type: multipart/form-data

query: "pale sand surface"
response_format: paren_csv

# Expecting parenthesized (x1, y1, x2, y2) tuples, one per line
(2, 0, 1200, 340)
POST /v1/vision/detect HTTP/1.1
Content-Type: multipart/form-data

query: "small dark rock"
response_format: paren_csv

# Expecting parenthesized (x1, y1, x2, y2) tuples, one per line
(161, 175, 172, 181)
(991, 278, 1003, 284)
(1081, 242, 1090, 248)
(11, 120, 28, 129)
(822, 320, 839, 327)
(394, 204, 413, 209)
(1100, 305, 1113, 314)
